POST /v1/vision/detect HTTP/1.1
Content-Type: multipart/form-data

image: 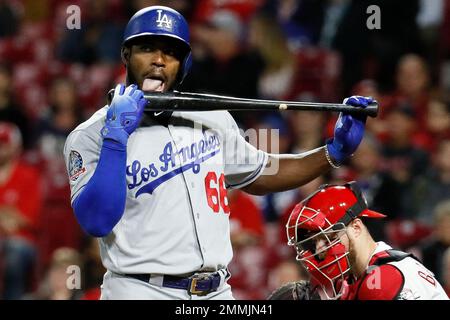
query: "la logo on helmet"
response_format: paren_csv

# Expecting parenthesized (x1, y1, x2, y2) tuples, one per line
(156, 10, 172, 28)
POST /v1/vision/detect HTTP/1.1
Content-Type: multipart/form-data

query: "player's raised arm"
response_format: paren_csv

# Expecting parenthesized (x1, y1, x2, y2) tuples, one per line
(70, 84, 146, 237)
(242, 96, 372, 195)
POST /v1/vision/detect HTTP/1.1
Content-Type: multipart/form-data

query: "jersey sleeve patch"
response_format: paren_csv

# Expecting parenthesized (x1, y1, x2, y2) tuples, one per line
(69, 150, 86, 181)
(357, 264, 405, 300)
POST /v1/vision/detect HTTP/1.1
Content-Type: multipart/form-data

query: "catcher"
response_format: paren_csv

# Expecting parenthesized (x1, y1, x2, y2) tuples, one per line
(274, 182, 449, 300)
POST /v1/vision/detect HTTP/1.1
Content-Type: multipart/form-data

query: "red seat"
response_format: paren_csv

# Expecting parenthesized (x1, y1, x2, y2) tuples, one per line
(385, 219, 433, 250)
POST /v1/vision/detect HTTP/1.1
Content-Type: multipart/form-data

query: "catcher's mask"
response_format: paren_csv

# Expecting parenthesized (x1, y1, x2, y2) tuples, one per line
(286, 181, 386, 299)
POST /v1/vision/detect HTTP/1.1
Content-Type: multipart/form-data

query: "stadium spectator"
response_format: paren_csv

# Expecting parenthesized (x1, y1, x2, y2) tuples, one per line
(350, 79, 389, 139)
(182, 9, 264, 127)
(404, 138, 450, 224)
(34, 77, 84, 142)
(125, 0, 196, 20)
(443, 248, 450, 296)
(0, 64, 31, 149)
(380, 103, 429, 217)
(193, 0, 263, 23)
(252, 114, 297, 223)
(31, 77, 84, 267)
(228, 189, 268, 300)
(414, 200, 450, 285)
(422, 99, 450, 152)
(229, 190, 265, 248)
(182, 10, 263, 100)
(78, 236, 104, 300)
(260, 0, 324, 49)
(366, 2, 422, 92)
(289, 110, 326, 153)
(319, 1, 420, 94)
(385, 54, 432, 128)
(416, 0, 446, 79)
(57, 0, 124, 64)
(0, 122, 42, 299)
(24, 247, 83, 300)
(248, 13, 298, 100)
(0, 1, 20, 38)
(349, 135, 403, 240)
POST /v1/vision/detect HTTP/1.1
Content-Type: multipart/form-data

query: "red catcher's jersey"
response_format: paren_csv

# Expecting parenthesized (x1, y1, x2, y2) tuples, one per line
(341, 242, 449, 300)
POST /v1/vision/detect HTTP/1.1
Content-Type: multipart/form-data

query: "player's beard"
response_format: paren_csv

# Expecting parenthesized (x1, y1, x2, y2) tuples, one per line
(126, 68, 174, 120)
(347, 238, 358, 275)
(126, 70, 141, 90)
(126, 67, 177, 92)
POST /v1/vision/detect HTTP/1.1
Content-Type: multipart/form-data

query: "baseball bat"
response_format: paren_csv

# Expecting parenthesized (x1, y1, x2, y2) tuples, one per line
(106, 89, 379, 117)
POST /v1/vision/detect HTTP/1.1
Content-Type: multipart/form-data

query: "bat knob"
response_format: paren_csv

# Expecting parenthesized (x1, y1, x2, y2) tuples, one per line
(107, 89, 115, 105)
(366, 101, 379, 118)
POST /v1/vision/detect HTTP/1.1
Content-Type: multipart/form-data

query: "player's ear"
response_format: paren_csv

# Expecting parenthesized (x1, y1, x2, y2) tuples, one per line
(350, 219, 363, 238)
(121, 46, 130, 65)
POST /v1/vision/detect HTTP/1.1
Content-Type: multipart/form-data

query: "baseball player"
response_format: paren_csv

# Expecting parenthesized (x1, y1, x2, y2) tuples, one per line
(286, 182, 449, 300)
(63, 6, 373, 300)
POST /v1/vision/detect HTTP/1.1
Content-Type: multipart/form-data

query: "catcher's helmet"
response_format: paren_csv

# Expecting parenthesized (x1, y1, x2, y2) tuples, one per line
(286, 181, 385, 299)
(122, 6, 192, 85)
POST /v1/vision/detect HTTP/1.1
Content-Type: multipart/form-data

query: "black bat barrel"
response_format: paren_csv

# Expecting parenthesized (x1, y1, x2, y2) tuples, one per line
(107, 90, 379, 117)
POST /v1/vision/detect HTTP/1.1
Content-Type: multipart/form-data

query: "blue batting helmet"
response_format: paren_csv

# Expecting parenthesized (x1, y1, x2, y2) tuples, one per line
(122, 6, 192, 85)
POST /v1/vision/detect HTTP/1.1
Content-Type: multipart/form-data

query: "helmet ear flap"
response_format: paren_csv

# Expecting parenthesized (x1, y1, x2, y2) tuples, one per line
(121, 46, 130, 65)
(179, 51, 192, 84)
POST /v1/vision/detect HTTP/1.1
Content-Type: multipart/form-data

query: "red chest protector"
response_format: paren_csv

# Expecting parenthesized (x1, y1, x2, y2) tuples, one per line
(340, 249, 416, 300)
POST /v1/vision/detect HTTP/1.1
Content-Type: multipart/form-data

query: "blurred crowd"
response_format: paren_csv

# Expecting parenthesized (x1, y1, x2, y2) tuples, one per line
(0, 0, 449, 300)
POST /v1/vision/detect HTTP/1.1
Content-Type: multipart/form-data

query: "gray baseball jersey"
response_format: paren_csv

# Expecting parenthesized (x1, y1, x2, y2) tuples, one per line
(64, 107, 268, 275)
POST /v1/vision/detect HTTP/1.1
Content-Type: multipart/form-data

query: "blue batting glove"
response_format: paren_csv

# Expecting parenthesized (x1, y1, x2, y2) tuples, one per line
(326, 96, 374, 164)
(101, 84, 147, 146)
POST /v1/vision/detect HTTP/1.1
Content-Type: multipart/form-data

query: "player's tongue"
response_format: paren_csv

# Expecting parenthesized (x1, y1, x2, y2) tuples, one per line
(143, 78, 164, 92)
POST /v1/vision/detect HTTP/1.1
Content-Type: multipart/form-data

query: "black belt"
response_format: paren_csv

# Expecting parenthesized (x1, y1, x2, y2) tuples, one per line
(125, 271, 226, 296)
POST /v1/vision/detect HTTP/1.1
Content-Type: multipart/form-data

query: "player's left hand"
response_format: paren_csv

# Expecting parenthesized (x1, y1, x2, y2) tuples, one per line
(326, 95, 374, 165)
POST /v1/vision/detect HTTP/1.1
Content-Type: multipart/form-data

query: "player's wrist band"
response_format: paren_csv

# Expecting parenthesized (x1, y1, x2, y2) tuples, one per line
(324, 146, 341, 169)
